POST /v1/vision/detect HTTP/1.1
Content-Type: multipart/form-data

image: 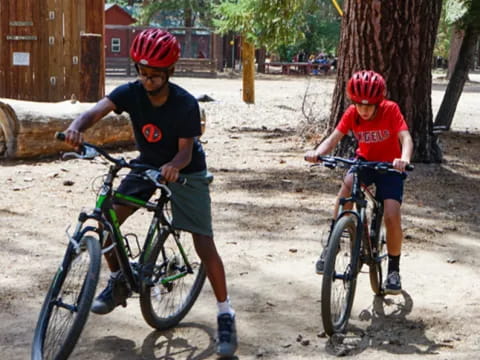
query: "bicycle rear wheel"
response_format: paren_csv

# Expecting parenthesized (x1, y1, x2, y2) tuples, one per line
(369, 222, 388, 295)
(321, 216, 358, 335)
(32, 235, 101, 360)
(140, 230, 206, 330)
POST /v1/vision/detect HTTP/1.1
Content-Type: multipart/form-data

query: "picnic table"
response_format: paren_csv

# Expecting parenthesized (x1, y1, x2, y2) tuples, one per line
(265, 62, 331, 75)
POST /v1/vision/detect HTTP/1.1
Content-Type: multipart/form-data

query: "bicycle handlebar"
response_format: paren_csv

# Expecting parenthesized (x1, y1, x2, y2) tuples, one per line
(315, 155, 414, 172)
(55, 132, 186, 185)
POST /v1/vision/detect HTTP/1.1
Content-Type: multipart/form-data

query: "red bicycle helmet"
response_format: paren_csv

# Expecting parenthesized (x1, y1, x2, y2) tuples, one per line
(130, 29, 180, 68)
(346, 70, 386, 105)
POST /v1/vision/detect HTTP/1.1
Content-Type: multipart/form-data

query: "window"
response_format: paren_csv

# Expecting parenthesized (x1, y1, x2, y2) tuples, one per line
(111, 38, 121, 53)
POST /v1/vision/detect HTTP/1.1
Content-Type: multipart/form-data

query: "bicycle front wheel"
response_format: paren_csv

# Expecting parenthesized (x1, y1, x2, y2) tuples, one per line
(369, 222, 388, 295)
(140, 230, 206, 330)
(321, 216, 358, 335)
(32, 235, 101, 360)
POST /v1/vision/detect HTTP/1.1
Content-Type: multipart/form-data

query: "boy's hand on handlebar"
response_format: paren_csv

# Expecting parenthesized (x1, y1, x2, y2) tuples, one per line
(161, 163, 180, 183)
(304, 150, 320, 163)
(392, 158, 410, 172)
(64, 129, 84, 148)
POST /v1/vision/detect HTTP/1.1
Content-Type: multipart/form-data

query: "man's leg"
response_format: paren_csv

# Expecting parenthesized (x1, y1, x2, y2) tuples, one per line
(192, 233, 237, 358)
(91, 204, 135, 314)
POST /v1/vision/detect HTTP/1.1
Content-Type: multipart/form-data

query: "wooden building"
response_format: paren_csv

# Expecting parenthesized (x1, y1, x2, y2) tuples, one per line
(0, 0, 105, 102)
(105, 4, 136, 58)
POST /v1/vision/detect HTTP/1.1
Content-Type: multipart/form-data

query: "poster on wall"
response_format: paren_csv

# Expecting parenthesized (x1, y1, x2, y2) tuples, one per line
(13, 52, 30, 66)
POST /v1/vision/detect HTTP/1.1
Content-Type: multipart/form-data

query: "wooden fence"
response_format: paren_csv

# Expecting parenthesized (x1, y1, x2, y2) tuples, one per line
(106, 57, 218, 78)
(0, 0, 104, 102)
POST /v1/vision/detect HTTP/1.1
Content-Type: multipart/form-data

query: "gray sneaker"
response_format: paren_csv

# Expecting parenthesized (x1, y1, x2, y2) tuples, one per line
(216, 313, 237, 358)
(315, 247, 327, 275)
(384, 271, 402, 295)
(91, 274, 131, 315)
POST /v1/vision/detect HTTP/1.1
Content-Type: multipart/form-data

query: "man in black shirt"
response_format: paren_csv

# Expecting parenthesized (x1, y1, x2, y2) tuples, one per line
(63, 29, 237, 358)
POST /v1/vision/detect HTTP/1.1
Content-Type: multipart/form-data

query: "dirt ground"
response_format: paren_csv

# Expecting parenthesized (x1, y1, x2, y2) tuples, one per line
(1, 73, 479, 360)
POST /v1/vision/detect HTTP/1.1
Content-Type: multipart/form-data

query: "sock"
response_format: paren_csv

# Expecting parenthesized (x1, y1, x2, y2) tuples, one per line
(110, 270, 121, 279)
(217, 297, 235, 316)
(388, 254, 400, 273)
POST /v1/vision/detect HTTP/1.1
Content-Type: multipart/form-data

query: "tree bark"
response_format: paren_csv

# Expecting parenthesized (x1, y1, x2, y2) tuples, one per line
(447, 27, 464, 80)
(434, 22, 480, 130)
(257, 47, 267, 74)
(330, 0, 443, 162)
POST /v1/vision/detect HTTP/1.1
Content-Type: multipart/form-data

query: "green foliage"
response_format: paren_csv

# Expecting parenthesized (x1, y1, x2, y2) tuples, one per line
(213, 0, 341, 57)
(434, 0, 453, 59)
(213, 0, 307, 51)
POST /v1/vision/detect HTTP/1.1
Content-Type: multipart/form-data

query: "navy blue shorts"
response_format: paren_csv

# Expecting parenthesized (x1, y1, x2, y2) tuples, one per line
(355, 167, 405, 204)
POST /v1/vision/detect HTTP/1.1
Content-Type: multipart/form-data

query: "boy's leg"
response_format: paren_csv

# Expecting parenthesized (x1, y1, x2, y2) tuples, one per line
(383, 199, 403, 294)
(91, 204, 135, 314)
(192, 233, 237, 358)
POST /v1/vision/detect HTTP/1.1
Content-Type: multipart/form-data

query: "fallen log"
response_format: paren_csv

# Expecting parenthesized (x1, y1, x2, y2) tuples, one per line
(0, 97, 207, 160)
(0, 98, 134, 160)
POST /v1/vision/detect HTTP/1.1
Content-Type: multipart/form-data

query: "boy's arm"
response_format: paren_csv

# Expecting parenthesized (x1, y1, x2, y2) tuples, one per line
(64, 97, 117, 147)
(393, 130, 414, 171)
(161, 137, 195, 182)
(304, 129, 344, 162)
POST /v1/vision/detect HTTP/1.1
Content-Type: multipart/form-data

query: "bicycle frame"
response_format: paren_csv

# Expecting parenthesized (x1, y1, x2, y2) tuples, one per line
(334, 165, 382, 275)
(68, 162, 194, 294)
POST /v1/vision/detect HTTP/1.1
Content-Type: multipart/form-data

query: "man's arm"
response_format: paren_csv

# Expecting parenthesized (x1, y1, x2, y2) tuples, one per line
(161, 137, 195, 182)
(64, 97, 117, 147)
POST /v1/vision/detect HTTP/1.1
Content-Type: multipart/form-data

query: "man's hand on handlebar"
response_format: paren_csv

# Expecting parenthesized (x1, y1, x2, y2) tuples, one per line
(63, 129, 84, 149)
(161, 163, 180, 183)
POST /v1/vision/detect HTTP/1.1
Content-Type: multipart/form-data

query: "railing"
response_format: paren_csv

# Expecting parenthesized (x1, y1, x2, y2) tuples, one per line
(105, 57, 217, 77)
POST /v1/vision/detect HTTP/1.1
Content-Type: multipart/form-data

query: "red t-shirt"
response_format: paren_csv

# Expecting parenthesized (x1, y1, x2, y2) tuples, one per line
(336, 100, 409, 162)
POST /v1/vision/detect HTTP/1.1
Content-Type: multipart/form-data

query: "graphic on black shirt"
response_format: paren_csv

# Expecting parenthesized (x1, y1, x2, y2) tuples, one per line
(142, 123, 163, 143)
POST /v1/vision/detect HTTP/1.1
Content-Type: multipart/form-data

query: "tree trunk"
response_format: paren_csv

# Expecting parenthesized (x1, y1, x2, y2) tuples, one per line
(447, 27, 464, 80)
(242, 38, 255, 104)
(257, 47, 266, 74)
(184, 8, 193, 58)
(330, 0, 443, 162)
(434, 22, 480, 130)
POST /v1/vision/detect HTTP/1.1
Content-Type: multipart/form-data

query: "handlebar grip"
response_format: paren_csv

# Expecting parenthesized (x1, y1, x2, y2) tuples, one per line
(55, 132, 66, 141)
(406, 164, 414, 171)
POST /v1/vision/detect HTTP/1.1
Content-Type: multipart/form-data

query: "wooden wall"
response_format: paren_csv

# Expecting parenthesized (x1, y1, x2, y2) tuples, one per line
(0, 0, 105, 102)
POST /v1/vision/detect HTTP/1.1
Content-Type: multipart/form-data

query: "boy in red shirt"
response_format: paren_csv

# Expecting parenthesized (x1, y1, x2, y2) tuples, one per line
(305, 70, 413, 294)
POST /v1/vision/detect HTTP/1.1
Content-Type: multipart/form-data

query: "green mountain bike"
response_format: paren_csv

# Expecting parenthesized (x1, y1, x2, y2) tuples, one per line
(32, 133, 206, 360)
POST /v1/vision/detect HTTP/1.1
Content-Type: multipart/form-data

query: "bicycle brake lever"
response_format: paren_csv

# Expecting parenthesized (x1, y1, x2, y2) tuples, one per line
(62, 146, 98, 160)
(144, 169, 164, 187)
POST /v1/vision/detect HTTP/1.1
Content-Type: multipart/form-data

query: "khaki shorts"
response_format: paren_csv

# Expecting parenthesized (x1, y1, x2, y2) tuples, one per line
(116, 169, 214, 237)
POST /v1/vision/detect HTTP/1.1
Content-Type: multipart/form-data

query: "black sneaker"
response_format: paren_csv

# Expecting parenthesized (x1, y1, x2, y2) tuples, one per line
(91, 274, 131, 314)
(216, 313, 237, 358)
(384, 271, 402, 295)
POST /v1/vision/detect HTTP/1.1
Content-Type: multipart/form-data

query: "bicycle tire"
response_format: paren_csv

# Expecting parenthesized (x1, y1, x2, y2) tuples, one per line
(139, 230, 206, 330)
(321, 216, 358, 335)
(369, 222, 388, 295)
(32, 235, 101, 360)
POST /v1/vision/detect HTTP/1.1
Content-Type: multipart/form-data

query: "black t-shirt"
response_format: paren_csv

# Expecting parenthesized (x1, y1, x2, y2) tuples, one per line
(107, 81, 206, 173)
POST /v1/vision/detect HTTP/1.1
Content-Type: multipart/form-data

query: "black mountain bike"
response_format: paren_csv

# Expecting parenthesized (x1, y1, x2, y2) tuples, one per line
(32, 133, 206, 360)
(316, 156, 413, 336)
